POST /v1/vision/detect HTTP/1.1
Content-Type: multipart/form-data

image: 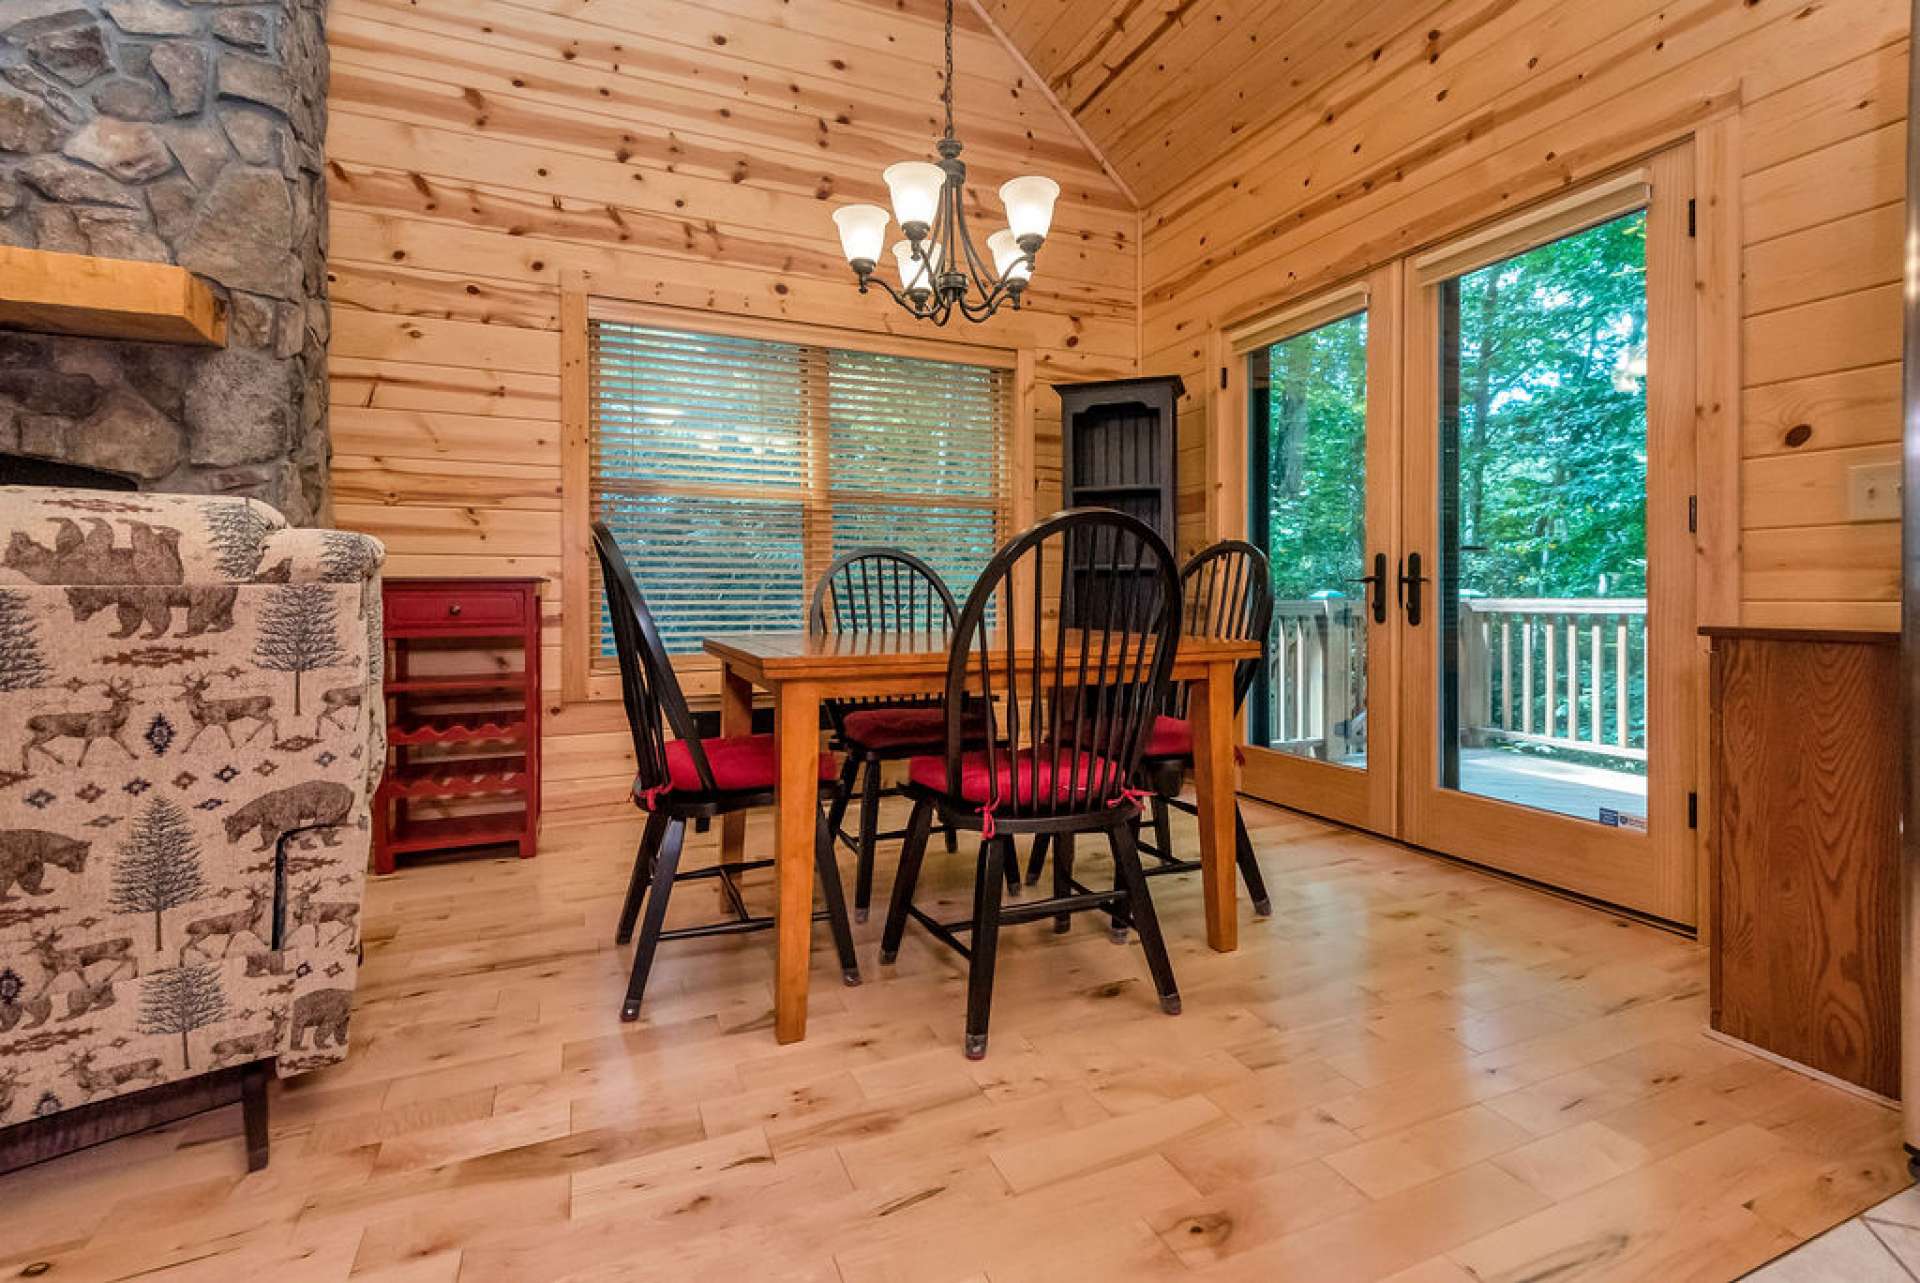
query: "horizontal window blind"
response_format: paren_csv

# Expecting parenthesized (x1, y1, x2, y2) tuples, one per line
(589, 320, 1012, 659)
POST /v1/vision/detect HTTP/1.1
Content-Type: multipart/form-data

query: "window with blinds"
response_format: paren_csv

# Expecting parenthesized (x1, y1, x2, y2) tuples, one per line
(588, 320, 1013, 658)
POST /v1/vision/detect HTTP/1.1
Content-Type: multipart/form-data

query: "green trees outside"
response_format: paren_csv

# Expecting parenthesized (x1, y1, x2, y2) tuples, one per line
(1447, 211, 1648, 600)
(1260, 312, 1369, 602)
(1261, 211, 1648, 603)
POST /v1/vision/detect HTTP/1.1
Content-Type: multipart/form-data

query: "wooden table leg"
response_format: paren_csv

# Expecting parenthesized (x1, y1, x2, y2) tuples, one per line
(718, 662, 752, 868)
(1188, 659, 1239, 952)
(774, 681, 820, 1044)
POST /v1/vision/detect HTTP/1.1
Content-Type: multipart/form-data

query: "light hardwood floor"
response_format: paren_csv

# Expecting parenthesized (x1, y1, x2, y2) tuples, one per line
(0, 798, 1904, 1282)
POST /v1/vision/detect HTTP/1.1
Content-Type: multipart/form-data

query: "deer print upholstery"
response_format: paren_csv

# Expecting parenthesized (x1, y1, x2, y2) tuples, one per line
(0, 486, 385, 1125)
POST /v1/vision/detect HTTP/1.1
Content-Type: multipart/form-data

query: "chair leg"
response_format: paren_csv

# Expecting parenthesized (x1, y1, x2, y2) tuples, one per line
(943, 822, 958, 853)
(1150, 794, 1174, 862)
(815, 806, 861, 986)
(1109, 821, 1181, 1016)
(1234, 804, 1272, 917)
(616, 809, 670, 946)
(825, 753, 860, 848)
(855, 757, 882, 922)
(1051, 832, 1075, 934)
(879, 798, 935, 964)
(621, 817, 684, 1022)
(964, 836, 1009, 1060)
(1110, 817, 1141, 942)
(1024, 833, 1049, 886)
(1002, 843, 1022, 897)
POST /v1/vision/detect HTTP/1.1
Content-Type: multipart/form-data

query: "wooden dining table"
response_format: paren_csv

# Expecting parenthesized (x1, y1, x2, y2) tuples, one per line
(703, 629, 1264, 1044)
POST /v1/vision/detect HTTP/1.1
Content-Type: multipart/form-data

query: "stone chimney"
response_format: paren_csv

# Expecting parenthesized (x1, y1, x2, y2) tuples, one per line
(0, 0, 328, 523)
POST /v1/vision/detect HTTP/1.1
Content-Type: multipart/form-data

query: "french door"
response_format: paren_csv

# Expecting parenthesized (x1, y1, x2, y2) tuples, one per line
(1232, 264, 1400, 835)
(1234, 147, 1698, 924)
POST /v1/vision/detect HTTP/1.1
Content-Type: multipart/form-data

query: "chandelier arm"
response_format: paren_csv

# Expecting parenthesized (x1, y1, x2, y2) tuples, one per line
(863, 274, 920, 312)
(935, 185, 960, 288)
(959, 275, 1018, 322)
(956, 293, 996, 323)
(948, 189, 999, 296)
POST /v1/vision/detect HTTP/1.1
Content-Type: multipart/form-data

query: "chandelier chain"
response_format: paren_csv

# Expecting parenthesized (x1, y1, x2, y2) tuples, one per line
(942, 0, 955, 140)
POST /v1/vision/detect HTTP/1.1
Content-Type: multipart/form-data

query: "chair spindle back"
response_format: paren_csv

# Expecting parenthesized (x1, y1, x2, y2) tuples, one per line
(809, 546, 959, 637)
(1168, 539, 1273, 718)
(941, 508, 1181, 821)
(592, 521, 716, 795)
(809, 547, 960, 730)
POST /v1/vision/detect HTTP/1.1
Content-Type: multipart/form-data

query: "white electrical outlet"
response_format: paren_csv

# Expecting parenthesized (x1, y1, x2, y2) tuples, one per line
(1848, 462, 1902, 521)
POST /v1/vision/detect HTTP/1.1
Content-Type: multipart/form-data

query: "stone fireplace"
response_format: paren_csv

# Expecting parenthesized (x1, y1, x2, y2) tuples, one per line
(0, 0, 328, 523)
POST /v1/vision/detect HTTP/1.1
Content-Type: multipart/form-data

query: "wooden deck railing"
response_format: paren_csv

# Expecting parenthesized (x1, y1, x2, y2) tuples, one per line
(1460, 597, 1646, 761)
(1263, 595, 1646, 763)
(1267, 598, 1365, 759)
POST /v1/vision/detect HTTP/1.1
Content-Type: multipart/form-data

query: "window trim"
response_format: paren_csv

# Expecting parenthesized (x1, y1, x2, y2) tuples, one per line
(1226, 277, 1373, 358)
(560, 277, 1032, 706)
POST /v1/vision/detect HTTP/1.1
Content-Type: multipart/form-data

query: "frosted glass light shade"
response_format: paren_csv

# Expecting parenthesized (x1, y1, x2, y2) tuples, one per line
(832, 204, 890, 266)
(883, 162, 945, 231)
(891, 239, 940, 293)
(999, 176, 1060, 241)
(988, 229, 1032, 282)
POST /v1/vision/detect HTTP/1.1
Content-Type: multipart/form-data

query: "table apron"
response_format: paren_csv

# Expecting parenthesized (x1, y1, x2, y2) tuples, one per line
(724, 657, 1235, 701)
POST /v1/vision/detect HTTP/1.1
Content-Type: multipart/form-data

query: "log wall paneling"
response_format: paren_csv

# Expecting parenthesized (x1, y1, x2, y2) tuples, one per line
(330, 0, 1913, 810)
(325, 0, 1139, 813)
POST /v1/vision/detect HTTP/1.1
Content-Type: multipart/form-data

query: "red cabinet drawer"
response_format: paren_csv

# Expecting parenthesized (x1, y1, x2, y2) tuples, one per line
(384, 586, 530, 632)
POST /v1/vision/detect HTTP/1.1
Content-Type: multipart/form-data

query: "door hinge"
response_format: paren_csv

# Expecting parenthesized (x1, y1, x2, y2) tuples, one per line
(1687, 792, 1698, 829)
(1688, 495, 1697, 533)
(1687, 198, 1697, 237)
(1220, 366, 1229, 390)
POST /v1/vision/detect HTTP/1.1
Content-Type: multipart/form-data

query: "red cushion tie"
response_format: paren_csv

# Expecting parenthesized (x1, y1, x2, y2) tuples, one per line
(1108, 785, 1153, 812)
(979, 805, 996, 840)
(639, 783, 670, 811)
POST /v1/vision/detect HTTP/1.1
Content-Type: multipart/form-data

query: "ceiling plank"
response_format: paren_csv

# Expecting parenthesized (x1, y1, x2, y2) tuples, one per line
(963, 0, 1143, 208)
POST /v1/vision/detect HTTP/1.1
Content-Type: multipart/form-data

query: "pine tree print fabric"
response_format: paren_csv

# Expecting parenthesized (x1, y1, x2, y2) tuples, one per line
(0, 487, 385, 1121)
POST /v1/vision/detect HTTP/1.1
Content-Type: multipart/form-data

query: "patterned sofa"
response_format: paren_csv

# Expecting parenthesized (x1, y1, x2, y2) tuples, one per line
(0, 486, 384, 1167)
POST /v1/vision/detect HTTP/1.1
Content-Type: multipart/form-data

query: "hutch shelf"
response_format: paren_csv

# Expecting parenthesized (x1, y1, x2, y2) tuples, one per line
(374, 577, 544, 873)
(1057, 374, 1183, 549)
(1057, 375, 1183, 621)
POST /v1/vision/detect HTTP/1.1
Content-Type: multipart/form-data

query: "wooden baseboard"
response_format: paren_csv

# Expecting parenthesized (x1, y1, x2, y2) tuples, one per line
(0, 1060, 269, 1174)
(1704, 1028, 1900, 1110)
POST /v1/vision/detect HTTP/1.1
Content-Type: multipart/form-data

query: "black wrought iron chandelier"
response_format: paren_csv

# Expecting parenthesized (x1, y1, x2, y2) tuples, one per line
(831, 0, 1059, 326)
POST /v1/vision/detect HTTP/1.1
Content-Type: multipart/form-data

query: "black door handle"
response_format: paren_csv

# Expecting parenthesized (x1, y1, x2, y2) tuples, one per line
(1346, 552, 1388, 625)
(1397, 552, 1428, 627)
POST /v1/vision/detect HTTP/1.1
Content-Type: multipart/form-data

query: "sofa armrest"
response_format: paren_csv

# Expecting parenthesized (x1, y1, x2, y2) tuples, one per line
(252, 528, 388, 806)
(256, 528, 385, 586)
(0, 487, 288, 585)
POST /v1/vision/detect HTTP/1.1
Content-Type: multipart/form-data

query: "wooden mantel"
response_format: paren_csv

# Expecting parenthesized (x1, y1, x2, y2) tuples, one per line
(0, 245, 225, 346)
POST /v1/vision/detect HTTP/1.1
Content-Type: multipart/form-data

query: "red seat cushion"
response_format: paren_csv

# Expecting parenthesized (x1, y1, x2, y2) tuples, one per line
(841, 705, 948, 750)
(1143, 714, 1192, 759)
(908, 751, 1126, 807)
(637, 734, 836, 800)
(1140, 714, 1246, 765)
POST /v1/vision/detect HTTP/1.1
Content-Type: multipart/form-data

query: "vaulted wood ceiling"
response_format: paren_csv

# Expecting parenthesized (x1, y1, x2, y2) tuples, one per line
(981, 0, 1454, 207)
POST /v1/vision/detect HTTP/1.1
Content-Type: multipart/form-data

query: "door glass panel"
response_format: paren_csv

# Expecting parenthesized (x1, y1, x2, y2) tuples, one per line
(1250, 310, 1369, 767)
(1436, 210, 1649, 826)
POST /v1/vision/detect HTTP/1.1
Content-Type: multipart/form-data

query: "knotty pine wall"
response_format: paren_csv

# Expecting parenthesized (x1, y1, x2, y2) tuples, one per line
(1140, 0, 1908, 632)
(320, 0, 1139, 813)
